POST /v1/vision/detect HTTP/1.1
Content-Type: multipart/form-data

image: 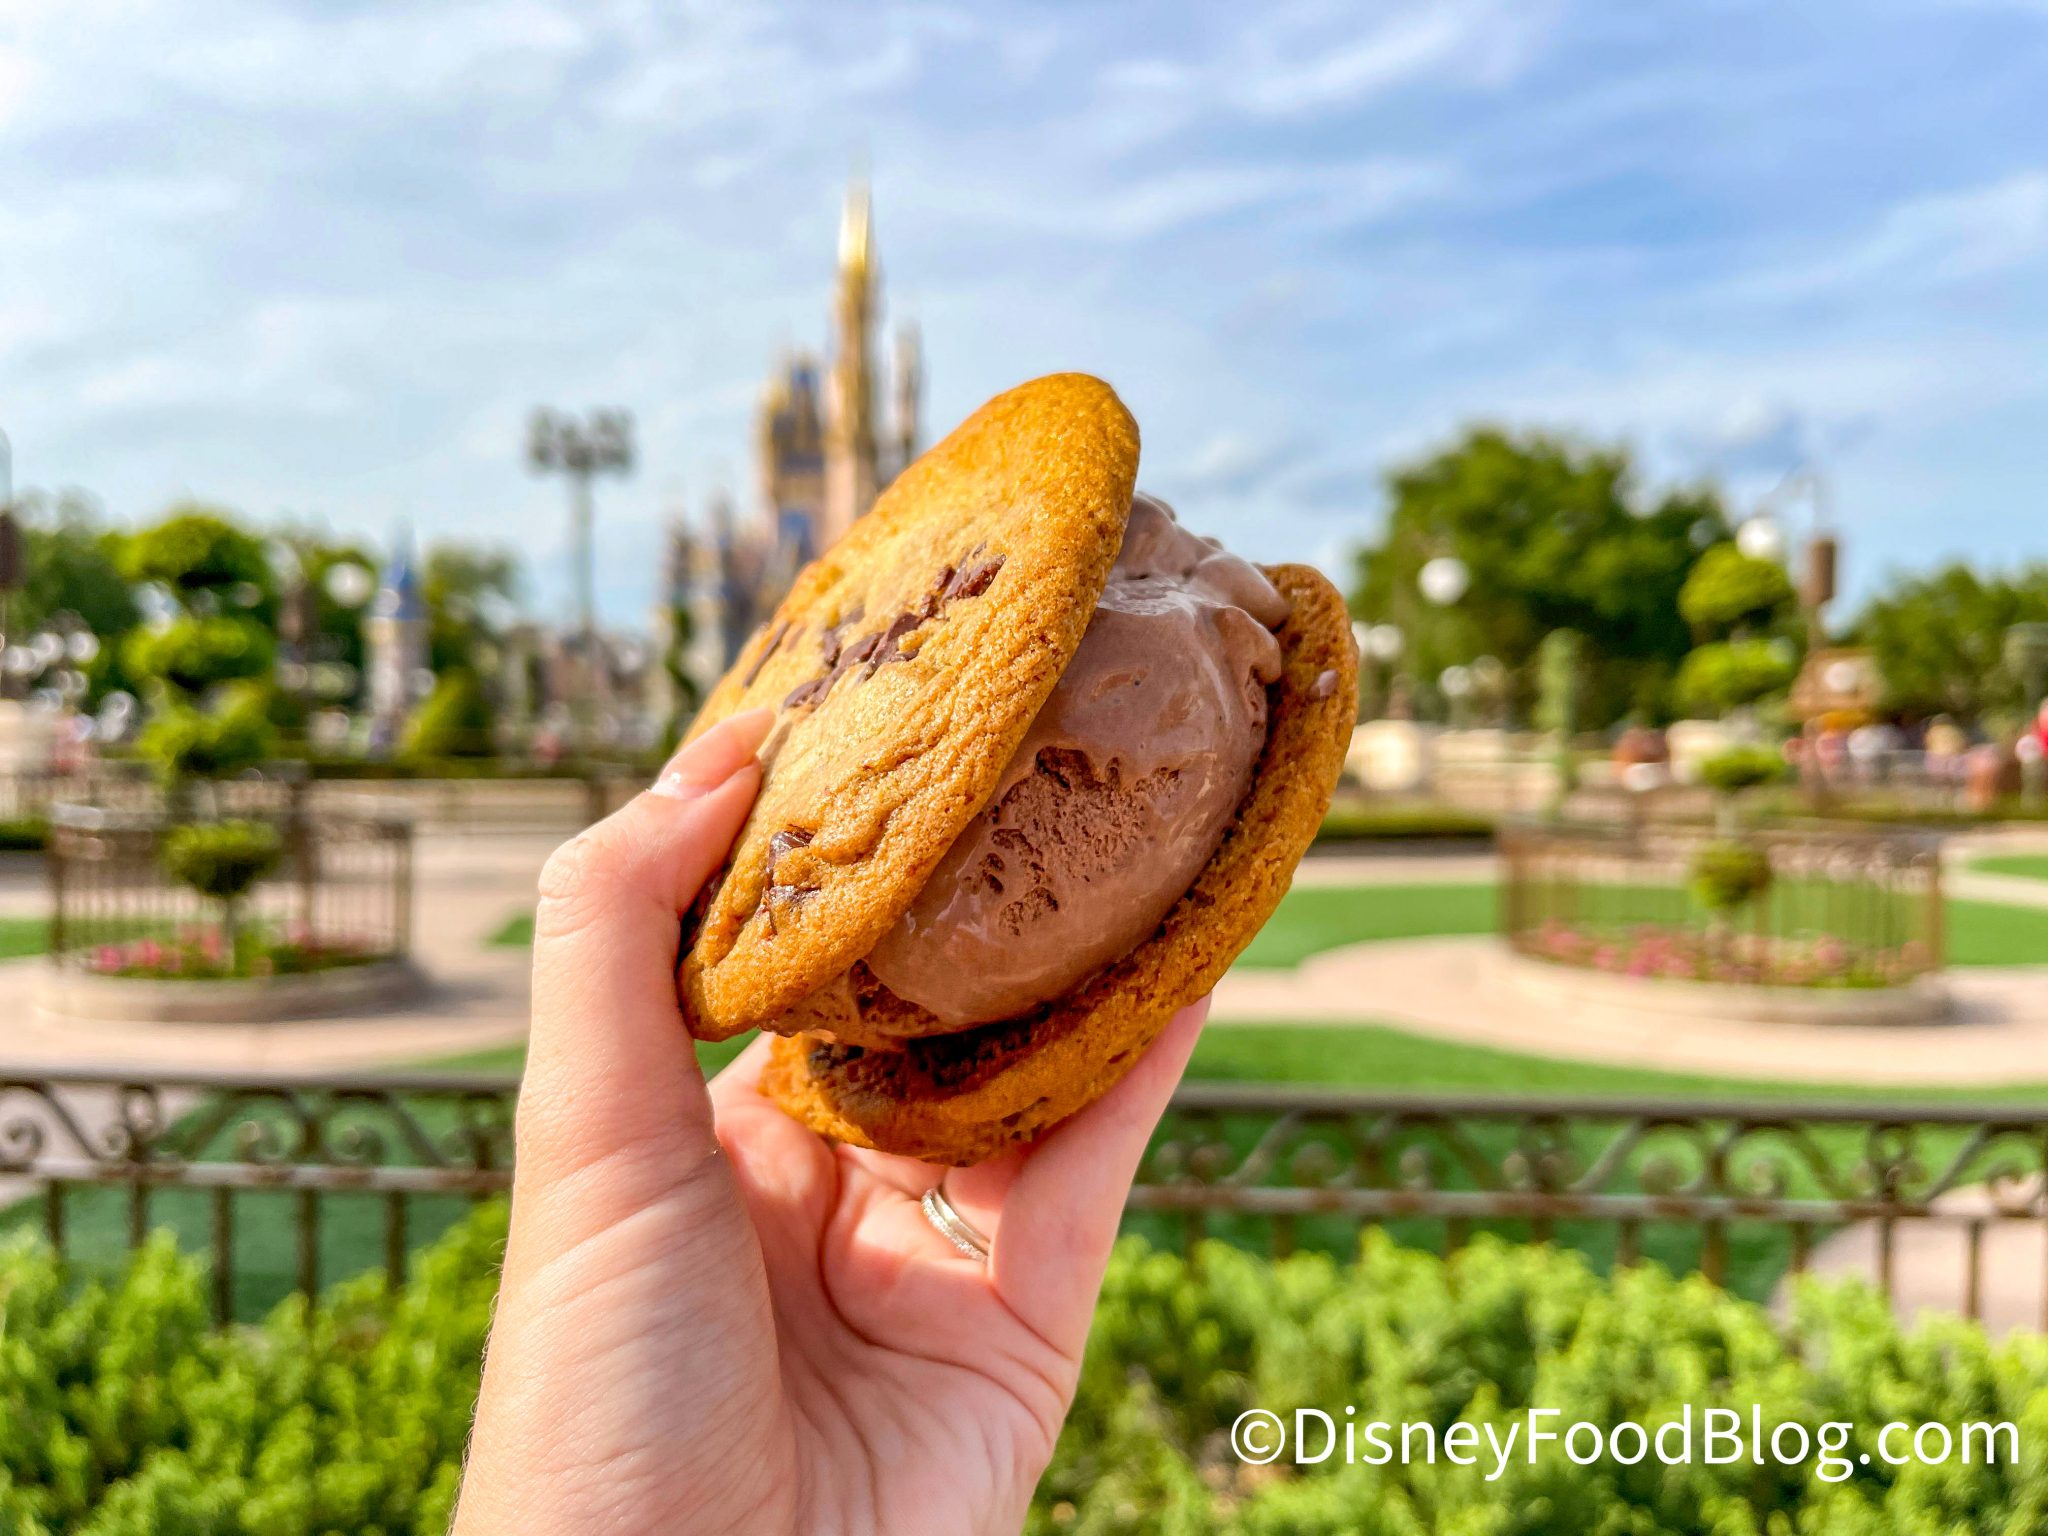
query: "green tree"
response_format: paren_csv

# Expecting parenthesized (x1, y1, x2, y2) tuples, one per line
(1350, 428, 1729, 725)
(401, 668, 496, 760)
(1855, 562, 2048, 721)
(122, 508, 278, 795)
(273, 528, 379, 708)
(2, 488, 143, 703)
(1674, 637, 1798, 718)
(422, 544, 519, 677)
(159, 820, 282, 957)
(1679, 544, 1796, 635)
(658, 601, 700, 742)
(1533, 627, 1584, 810)
(1673, 538, 1802, 721)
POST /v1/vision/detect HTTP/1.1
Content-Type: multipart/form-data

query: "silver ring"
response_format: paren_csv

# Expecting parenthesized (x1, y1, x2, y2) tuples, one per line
(920, 1180, 991, 1264)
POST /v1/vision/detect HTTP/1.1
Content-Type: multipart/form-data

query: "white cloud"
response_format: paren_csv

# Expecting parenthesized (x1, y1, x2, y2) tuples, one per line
(1723, 171, 2048, 303)
(1229, 0, 1555, 116)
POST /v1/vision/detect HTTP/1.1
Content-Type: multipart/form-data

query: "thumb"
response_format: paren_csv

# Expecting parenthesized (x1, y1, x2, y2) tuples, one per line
(516, 708, 773, 1199)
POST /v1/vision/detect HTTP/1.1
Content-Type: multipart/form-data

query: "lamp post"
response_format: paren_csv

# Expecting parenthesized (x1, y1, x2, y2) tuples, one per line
(527, 408, 634, 753)
(1417, 552, 1468, 723)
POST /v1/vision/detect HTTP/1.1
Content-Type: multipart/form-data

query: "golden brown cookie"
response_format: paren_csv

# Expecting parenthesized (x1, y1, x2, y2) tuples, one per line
(758, 563, 1358, 1165)
(680, 374, 1139, 1040)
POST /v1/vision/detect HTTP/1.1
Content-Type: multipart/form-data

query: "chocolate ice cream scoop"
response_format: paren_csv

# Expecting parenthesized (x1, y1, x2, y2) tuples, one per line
(862, 494, 1290, 1026)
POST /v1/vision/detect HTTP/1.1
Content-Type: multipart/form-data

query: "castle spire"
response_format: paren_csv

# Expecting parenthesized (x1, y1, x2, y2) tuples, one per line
(839, 176, 873, 272)
(823, 176, 879, 547)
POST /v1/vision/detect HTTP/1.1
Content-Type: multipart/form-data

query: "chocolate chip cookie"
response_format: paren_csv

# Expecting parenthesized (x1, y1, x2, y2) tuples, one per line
(680, 373, 1140, 1039)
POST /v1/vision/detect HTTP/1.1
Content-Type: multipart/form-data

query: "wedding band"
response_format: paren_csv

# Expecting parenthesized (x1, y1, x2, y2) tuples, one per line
(920, 1180, 992, 1264)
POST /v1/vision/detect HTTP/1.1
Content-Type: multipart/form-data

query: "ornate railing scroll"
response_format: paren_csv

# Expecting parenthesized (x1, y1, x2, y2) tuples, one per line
(1134, 1086, 2048, 1327)
(0, 1068, 514, 1323)
(3, 1073, 2044, 1328)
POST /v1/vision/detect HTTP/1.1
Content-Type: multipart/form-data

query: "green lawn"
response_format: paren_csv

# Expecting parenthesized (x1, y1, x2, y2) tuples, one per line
(1234, 882, 1497, 966)
(487, 911, 534, 947)
(1239, 881, 2048, 969)
(0, 917, 48, 960)
(1972, 853, 2048, 882)
(488, 878, 2048, 969)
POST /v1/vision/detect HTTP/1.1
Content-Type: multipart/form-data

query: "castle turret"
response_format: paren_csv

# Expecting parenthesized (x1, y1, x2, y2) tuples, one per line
(366, 526, 430, 744)
(822, 180, 880, 549)
(890, 320, 922, 482)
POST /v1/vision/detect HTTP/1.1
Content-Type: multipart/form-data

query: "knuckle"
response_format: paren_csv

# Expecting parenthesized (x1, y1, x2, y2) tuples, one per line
(533, 832, 625, 941)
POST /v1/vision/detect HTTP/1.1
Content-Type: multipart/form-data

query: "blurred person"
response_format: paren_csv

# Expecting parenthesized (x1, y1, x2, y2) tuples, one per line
(1846, 720, 1898, 785)
(452, 708, 1207, 1536)
(1965, 740, 2010, 814)
(1924, 715, 1967, 777)
(1813, 725, 1848, 785)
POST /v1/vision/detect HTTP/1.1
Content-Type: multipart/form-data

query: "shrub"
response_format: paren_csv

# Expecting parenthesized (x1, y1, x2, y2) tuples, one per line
(120, 511, 272, 598)
(1679, 544, 1796, 634)
(1698, 743, 1790, 796)
(1690, 838, 1775, 914)
(1316, 801, 1496, 843)
(400, 668, 496, 761)
(0, 817, 47, 852)
(159, 821, 282, 905)
(123, 508, 279, 794)
(158, 820, 283, 960)
(1041, 1235, 2048, 1533)
(133, 685, 276, 788)
(1675, 638, 1797, 717)
(122, 617, 273, 697)
(4, 1217, 2048, 1530)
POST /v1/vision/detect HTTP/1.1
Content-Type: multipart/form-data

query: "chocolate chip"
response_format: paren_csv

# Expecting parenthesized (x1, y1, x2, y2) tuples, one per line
(868, 611, 925, 670)
(943, 551, 1004, 601)
(739, 621, 790, 687)
(841, 631, 882, 671)
(766, 826, 814, 883)
(779, 556, 992, 715)
(783, 675, 832, 710)
(760, 879, 818, 936)
(1310, 668, 1339, 700)
(820, 606, 865, 667)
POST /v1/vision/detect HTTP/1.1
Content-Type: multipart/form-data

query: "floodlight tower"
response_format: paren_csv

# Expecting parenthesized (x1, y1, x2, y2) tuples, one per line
(526, 408, 634, 751)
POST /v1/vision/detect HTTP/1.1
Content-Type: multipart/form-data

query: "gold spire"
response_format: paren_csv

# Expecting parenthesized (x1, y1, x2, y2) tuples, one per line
(838, 177, 873, 272)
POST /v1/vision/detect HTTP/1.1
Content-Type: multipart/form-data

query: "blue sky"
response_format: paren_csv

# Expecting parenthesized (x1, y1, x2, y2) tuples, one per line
(3, 0, 2047, 628)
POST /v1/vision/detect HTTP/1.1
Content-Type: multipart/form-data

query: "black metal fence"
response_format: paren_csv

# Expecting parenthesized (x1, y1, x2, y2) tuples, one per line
(1499, 820, 1945, 988)
(5, 1070, 2047, 1329)
(0, 1069, 510, 1322)
(45, 801, 413, 974)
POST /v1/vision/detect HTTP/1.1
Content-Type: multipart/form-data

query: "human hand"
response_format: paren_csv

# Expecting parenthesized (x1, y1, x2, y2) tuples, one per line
(453, 708, 1207, 1536)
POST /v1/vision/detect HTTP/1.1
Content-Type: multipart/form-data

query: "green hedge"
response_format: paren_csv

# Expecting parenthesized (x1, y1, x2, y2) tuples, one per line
(0, 817, 47, 852)
(1315, 801, 1497, 843)
(4, 1212, 2045, 1532)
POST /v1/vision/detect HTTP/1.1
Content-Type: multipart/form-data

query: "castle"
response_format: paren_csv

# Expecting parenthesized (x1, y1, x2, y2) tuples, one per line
(655, 181, 922, 718)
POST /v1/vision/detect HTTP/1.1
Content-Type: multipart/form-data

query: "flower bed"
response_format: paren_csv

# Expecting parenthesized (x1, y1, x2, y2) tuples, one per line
(1529, 917, 1932, 990)
(45, 799, 415, 1022)
(83, 924, 381, 981)
(1500, 820, 1944, 995)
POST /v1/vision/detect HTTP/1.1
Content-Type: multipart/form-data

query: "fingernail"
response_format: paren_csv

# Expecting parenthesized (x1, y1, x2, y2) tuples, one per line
(650, 708, 775, 801)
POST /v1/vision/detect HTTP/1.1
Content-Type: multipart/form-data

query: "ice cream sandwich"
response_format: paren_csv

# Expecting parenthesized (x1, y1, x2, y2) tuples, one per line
(679, 373, 1356, 1164)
